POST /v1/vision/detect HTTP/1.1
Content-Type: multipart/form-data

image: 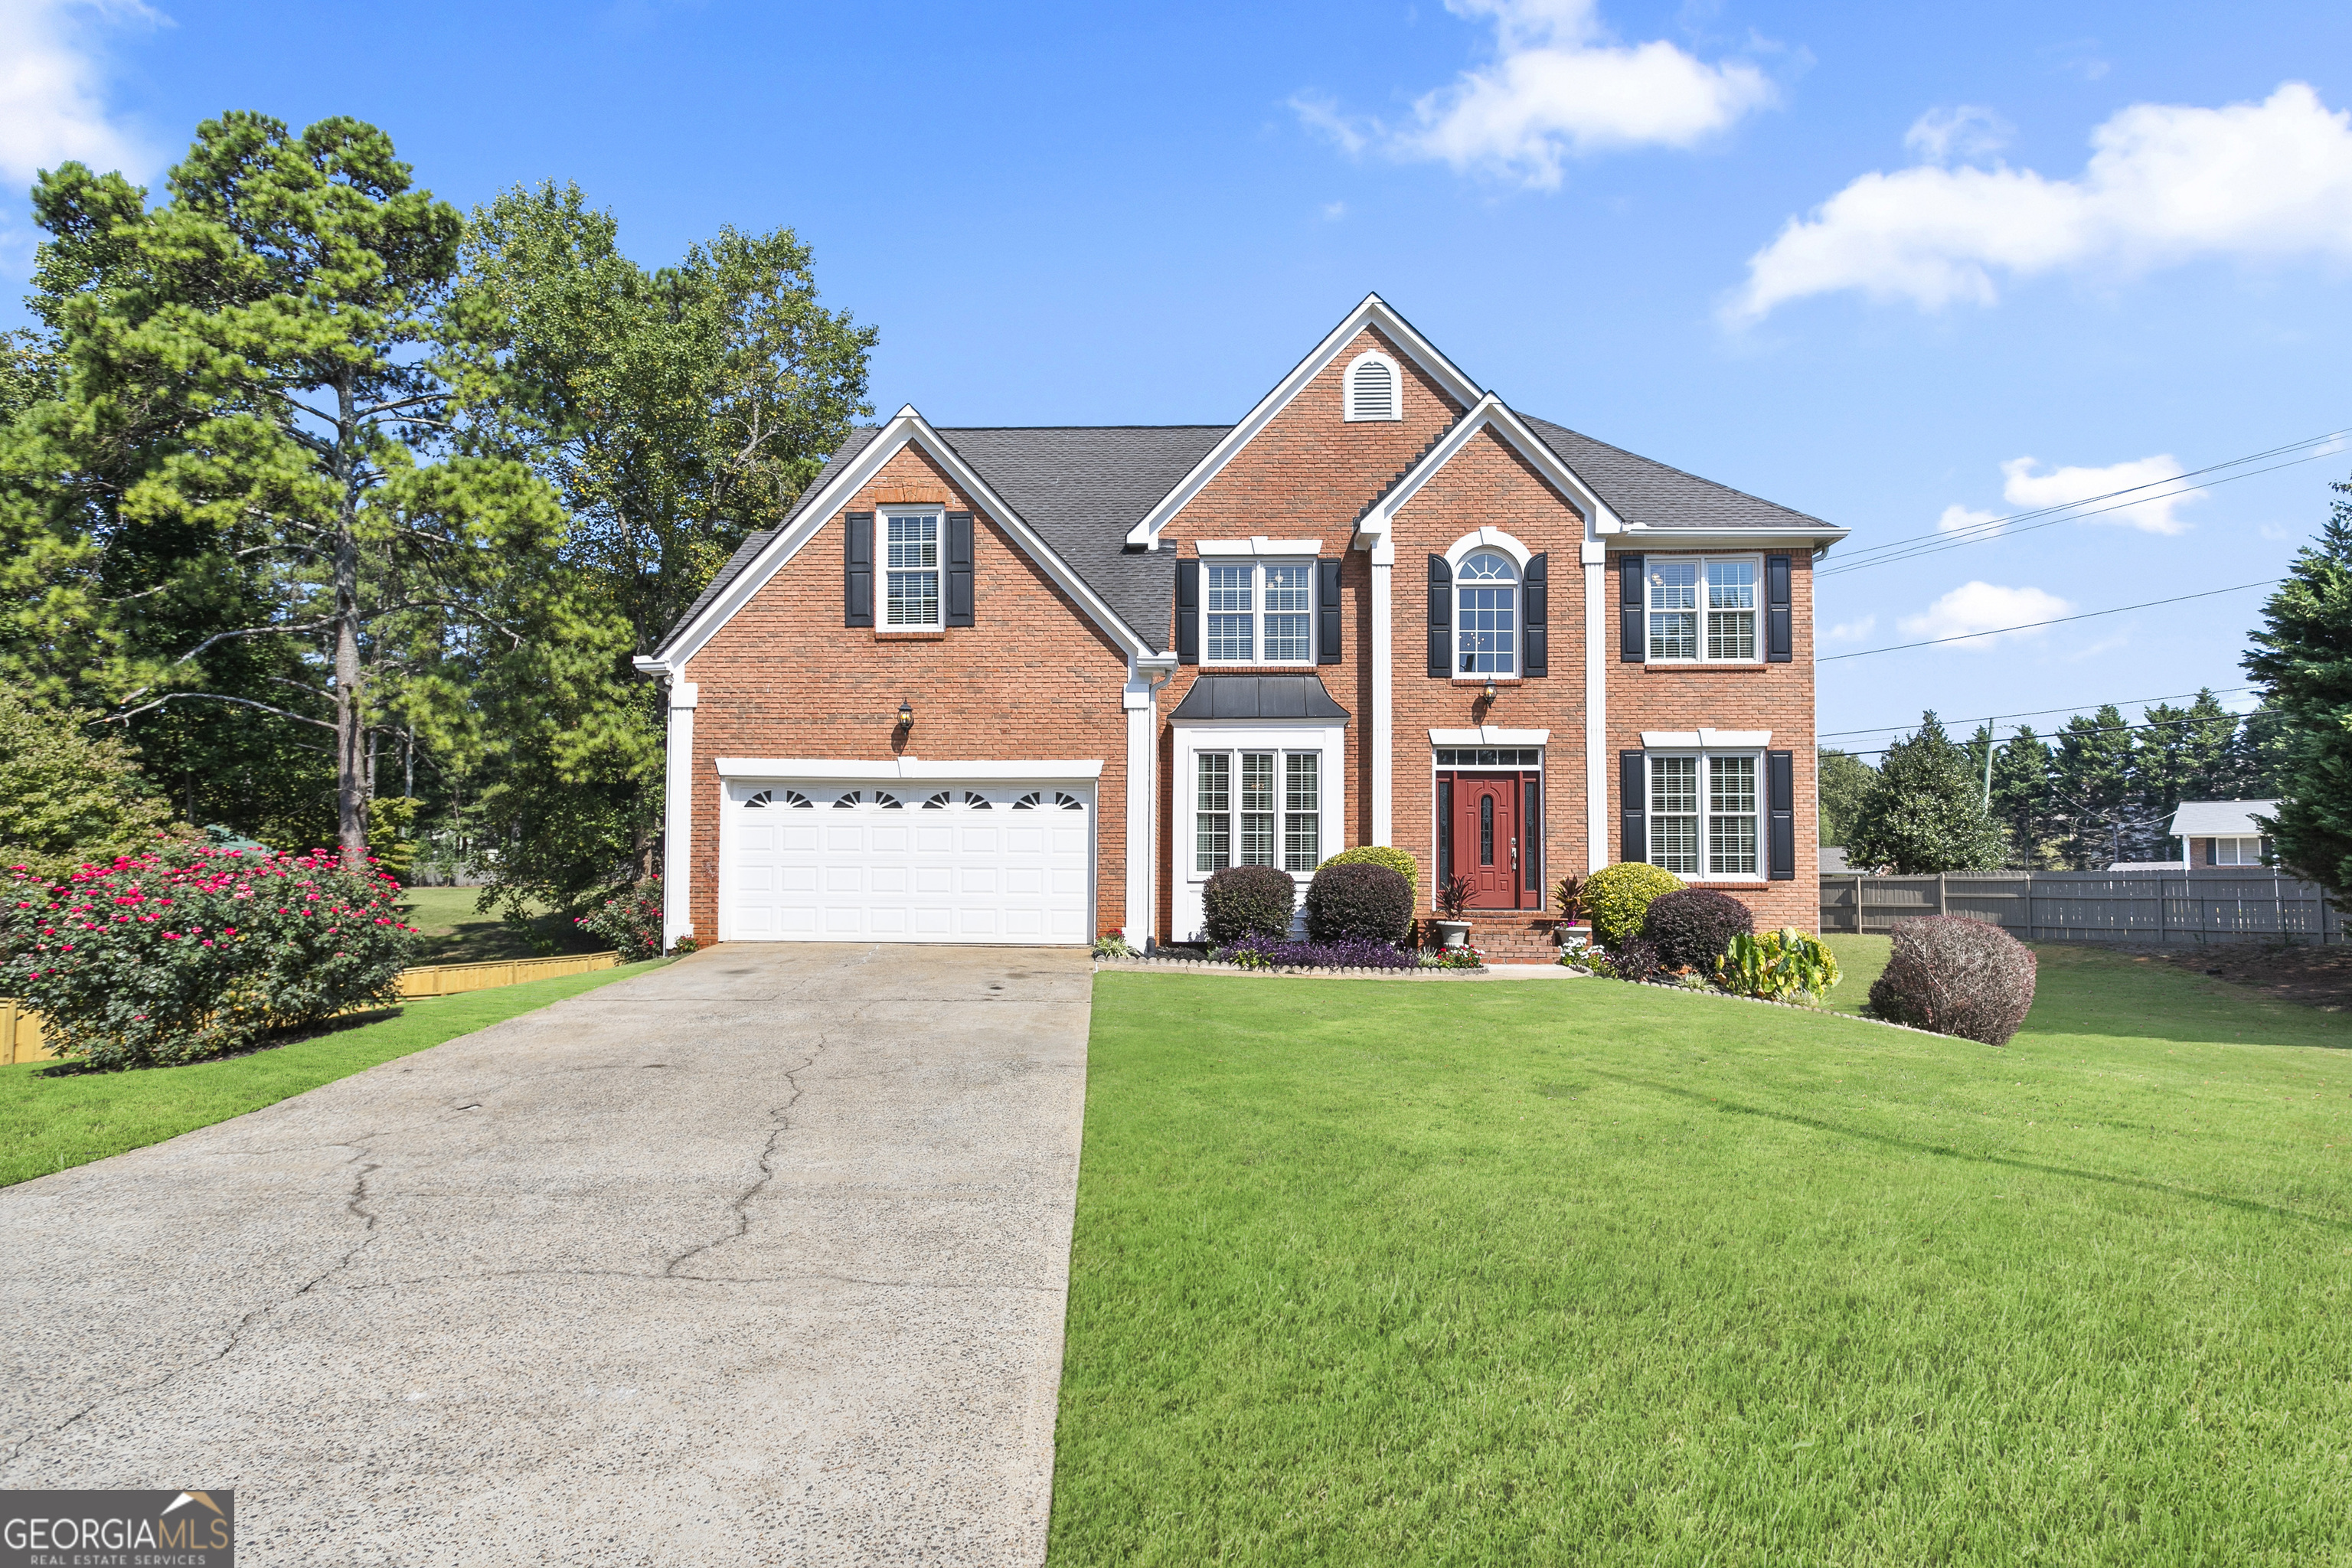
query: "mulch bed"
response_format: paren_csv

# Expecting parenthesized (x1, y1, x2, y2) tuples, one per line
(2122, 941, 2352, 1013)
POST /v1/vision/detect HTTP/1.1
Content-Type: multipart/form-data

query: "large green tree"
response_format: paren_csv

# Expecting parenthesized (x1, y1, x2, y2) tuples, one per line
(0, 684, 174, 874)
(12, 113, 576, 866)
(2243, 485, 2352, 903)
(1844, 712, 2007, 873)
(1815, 747, 1876, 846)
(2049, 705, 2149, 867)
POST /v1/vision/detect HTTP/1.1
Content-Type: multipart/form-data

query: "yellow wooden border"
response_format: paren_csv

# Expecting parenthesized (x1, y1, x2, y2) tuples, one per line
(2, 950, 621, 1066)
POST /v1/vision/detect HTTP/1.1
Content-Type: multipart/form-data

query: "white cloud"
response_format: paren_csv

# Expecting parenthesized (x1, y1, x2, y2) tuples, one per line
(1727, 81, 2352, 322)
(1825, 614, 1876, 642)
(1998, 454, 2200, 535)
(1321, 200, 1347, 220)
(1295, 0, 1774, 191)
(1898, 582, 2074, 649)
(1935, 502, 1999, 535)
(1904, 105, 2009, 164)
(0, 0, 160, 189)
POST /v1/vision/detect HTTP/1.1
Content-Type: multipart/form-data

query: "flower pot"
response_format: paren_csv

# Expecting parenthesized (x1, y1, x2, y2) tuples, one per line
(1432, 919, 1472, 949)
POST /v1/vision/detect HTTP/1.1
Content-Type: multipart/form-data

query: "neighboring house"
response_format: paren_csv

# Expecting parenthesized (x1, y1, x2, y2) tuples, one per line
(1819, 846, 1851, 874)
(635, 295, 1849, 950)
(2170, 799, 2279, 868)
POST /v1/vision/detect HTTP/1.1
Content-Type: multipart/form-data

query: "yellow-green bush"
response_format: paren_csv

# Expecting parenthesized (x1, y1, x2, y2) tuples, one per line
(1317, 844, 1419, 903)
(1585, 862, 1685, 946)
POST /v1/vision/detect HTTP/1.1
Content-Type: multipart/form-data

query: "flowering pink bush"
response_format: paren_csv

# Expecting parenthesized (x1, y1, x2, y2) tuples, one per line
(575, 877, 663, 962)
(0, 841, 419, 1069)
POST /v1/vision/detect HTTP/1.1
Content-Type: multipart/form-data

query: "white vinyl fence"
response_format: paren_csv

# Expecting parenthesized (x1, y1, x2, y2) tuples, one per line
(1820, 869, 2342, 946)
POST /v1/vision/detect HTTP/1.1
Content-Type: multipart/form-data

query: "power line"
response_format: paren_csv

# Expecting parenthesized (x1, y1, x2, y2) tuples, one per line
(1818, 580, 2278, 662)
(1820, 427, 2350, 578)
(1819, 684, 2259, 740)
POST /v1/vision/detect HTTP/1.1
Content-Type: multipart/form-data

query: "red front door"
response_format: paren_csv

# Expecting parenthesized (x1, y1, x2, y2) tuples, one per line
(1451, 773, 1521, 909)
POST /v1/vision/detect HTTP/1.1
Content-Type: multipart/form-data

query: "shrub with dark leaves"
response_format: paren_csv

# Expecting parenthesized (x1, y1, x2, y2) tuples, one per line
(1304, 861, 1413, 943)
(1867, 916, 2038, 1044)
(1219, 933, 1415, 969)
(1201, 864, 1298, 945)
(1603, 933, 1667, 984)
(1641, 888, 1755, 972)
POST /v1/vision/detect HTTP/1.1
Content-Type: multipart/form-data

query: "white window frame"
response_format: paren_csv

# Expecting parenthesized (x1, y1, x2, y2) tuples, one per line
(1454, 550, 1519, 678)
(1644, 554, 1763, 665)
(1191, 747, 1321, 874)
(1197, 557, 1317, 668)
(2213, 835, 2269, 866)
(1344, 350, 1403, 422)
(1170, 719, 1348, 941)
(880, 505, 944, 630)
(1644, 750, 1765, 883)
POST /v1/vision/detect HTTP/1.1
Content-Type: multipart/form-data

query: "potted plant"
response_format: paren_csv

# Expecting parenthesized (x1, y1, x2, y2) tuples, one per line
(1431, 874, 1474, 949)
(1553, 872, 1592, 952)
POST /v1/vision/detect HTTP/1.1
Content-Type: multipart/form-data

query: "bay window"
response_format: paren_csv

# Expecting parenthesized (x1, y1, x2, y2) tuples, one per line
(1647, 556, 1759, 662)
(1196, 748, 1320, 872)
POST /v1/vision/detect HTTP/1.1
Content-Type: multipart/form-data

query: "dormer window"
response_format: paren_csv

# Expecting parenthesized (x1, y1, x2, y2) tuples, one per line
(1344, 351, 1401, 422)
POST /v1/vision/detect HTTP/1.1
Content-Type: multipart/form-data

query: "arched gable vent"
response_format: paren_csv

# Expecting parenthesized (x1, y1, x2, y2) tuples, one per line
(1344, 351, 1401, 423)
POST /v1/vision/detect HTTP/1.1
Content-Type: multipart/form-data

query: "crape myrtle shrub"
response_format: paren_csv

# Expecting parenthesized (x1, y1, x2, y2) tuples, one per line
(1303, 862, 1413, 944)
(1642, 889, 1755, 972)
(1585, 863, 1684, 947)
(1867, 916, 2039, 1045)
(0, 843, 419, 1069)
(577, 877, 663, 961)
(1201, 864, 1297, 945)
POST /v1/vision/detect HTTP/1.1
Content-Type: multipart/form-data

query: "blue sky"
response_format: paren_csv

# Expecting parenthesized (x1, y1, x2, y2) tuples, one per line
(10, 0, 2352, 756)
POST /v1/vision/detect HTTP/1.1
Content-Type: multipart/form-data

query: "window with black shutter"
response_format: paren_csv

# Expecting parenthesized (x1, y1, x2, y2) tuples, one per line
(946, 511, 975, 627)
(1175, 558, 1200, 664)
(1619, 554, 1643, 662)
(844, 512, 874, 628)
(1427, 554, 1452, 678)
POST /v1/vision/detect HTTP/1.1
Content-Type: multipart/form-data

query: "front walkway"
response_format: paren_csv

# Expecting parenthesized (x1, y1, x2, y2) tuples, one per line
(0, 944, 1093, 1566)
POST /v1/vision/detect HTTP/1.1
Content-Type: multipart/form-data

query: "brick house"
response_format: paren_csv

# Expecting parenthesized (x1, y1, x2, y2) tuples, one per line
(635, 296, 1847, 953)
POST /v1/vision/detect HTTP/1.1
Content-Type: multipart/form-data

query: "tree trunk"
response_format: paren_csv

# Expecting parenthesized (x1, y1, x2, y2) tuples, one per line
(333, 373, 368, 870)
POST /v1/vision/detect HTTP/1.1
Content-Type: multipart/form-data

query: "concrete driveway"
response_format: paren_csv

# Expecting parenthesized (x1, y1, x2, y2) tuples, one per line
(0, 943, 1093, 1566)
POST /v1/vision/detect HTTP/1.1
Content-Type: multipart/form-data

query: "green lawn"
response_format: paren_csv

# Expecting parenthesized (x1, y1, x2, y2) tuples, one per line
(0, 959, 665, 1187)
(398, 884, 608, 965)
(1053, 946, 2352, 1565)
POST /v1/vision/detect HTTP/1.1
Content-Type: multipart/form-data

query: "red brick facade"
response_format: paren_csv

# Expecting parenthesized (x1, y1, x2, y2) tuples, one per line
(655, 302, 1835, 946)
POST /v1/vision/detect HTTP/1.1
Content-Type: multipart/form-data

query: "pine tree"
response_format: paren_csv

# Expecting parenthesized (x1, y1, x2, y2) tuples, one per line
(1844, 712, 2007, 873)
(2243, 485, 2352, 903)
(1990, 726, 2058, 867)
(2050, 705, 2150, 866)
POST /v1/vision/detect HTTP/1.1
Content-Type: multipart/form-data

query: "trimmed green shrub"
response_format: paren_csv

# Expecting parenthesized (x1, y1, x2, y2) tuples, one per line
(1642, 888, 1754, 972)
(1585, 862, 1684, 946)
(1868, 916, 2038, 1044)
(1316, 845, 1419, 904)
(1201, 864, 1297, 945)
(1304, 861, 1413, 943)
(576, 877, 663, 962)
(0, 843, 418, 1068)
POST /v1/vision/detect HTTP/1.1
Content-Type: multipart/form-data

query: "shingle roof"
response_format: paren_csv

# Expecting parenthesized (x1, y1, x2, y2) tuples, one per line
(1168, 675, 1351, 724)
(1519, 414, 1833, 534)
(2170, 799, 2279, 838)
(655, 410, 1834, 658)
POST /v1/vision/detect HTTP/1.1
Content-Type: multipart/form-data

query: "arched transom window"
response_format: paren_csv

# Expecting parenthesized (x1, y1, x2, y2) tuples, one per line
(1455, 550, 1518, 675)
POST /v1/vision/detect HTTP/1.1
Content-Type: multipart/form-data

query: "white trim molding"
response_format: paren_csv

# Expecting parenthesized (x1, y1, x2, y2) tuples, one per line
(1441, 526, 1534, 573)
(715, 756, 1106, 782)
(1129, 292, 1482, 548)
(1429, 727, 1551, 746)
(658, 678, 697, 948)
(1641, 728, 1773, 750)
(1343, 349, 1403, 422)
(1195, 536, 1326, 557)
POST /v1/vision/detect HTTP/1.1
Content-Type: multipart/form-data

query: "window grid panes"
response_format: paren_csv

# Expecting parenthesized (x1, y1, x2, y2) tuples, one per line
(1202, 560, 1317, 665)
(885, 514, 940, 627)
(1707, 561, 1757, 661)
(1283, 753, 1319, 871)
(1434, 749, 1541, 766)
(1456, 551, 1517, 675)
(2213, 836, 2269, 866)
(1707, 756, 1759, 876)
(1649, 756, 1699, 875)
(1648, 556, 1764, 662)
(1239, 752, 1277, 867)
(1195, 753, 1230, 873)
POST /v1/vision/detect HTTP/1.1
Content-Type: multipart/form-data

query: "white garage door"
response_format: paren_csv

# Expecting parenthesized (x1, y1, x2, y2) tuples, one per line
(721, 779, 1093, 944)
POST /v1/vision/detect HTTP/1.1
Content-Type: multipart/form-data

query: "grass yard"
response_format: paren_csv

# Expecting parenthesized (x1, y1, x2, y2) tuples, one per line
(0, 959, 665, 1187)
(1052, 944, 2352, 1565)
(398, 884, 607, 965)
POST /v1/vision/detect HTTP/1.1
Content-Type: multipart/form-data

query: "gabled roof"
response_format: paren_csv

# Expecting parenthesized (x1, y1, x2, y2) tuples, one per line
(2170, 799, 2279, 838)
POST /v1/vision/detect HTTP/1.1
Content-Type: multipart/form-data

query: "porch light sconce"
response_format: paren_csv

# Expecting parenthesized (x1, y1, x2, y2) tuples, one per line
(1481, 678, 1498, 703)
(897, 699, 915, 729)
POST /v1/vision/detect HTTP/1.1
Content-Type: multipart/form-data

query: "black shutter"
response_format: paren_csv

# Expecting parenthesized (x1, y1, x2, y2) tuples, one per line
(1436, 777, 1453, 887)
(1524, 553, 1548, 677)
(1766, 553, 1792, 662)
(1427, 554, 1452, 678)
(844, 512, 874, 628)
(1768, 749, 1795, 880)
(1524, 774, 1542, 893)
(1317, 557, 1342, 664)
(946, 512, 975, 627)
(1175, 558, 1200, 664)
(1619, 553, 1644, 662)
(1619, 750, 1646, 864)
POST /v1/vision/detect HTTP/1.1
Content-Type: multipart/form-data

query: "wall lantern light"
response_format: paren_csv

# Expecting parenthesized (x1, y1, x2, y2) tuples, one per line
(897, 699, 915, 728)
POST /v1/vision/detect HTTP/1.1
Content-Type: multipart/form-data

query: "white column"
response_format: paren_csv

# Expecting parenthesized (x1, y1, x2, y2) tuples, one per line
(1123, 671, 1156, 947)
(665, 680, 698, 947)
(1369, 547, 1395, 846)
(1583, 543, 1609, 872)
